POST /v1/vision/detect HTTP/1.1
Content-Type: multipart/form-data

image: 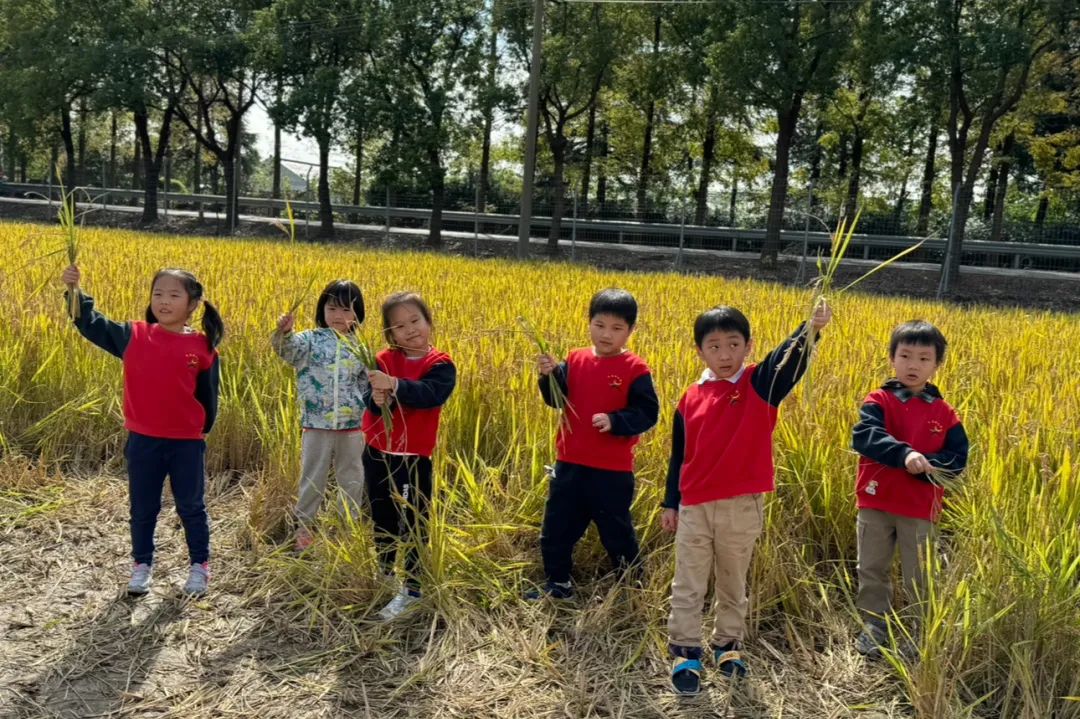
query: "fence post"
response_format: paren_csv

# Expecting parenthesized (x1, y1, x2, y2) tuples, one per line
(571, 190, 578, 261)
(474, 183, 480, 257)
(676, 209, 686, 270)
(385, 186, 391, 243)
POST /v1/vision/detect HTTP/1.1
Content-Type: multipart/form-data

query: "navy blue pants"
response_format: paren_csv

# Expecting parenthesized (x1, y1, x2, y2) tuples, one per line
(540, 461, 640, 584)
(125, 432, 210, 566)
(364, 445, 433, 590)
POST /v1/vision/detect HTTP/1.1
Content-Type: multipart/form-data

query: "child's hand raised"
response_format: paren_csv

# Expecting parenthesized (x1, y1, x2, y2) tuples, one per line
(592, 413, 612, 433)
(537, 354, 558, 376)
(277, 314, 295, 334)
(904, 450, 932, 475)
(61, 264, 81, 287)
(661, 508, 678, 533)
(811, 300, 833, 330)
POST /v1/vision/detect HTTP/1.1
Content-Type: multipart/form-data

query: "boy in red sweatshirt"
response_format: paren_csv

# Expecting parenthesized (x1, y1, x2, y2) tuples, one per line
(662, 303, 831, 695)
(851, 320, 968, 658)
(530, 288, 660, 600)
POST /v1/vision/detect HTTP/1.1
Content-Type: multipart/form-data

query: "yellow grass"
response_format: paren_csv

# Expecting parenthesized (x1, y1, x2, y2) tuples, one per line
(1, 221, 1079, 717)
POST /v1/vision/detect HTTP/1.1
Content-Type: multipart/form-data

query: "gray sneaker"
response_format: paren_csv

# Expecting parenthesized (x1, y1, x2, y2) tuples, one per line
(127, 563, 152, 596)
(856, 622, 887, 658)
(378, 586, 421, 620)
(182, 563, 210, 596)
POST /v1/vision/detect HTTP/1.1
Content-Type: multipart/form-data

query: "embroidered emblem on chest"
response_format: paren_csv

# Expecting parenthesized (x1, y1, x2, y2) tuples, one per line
(729, 390, 741, 406)
(866, 480, 879, 496)
(607, 374, 623, 389)
(928, 420, 943, 435)
(185, 353, 200, 369)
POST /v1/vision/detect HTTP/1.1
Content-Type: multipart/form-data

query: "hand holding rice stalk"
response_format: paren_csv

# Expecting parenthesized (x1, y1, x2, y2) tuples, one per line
(517, 316, 575, 424)
(777, 210, 927, 379)
(334, 329, 393, 437)
(58, 178, 82, 320)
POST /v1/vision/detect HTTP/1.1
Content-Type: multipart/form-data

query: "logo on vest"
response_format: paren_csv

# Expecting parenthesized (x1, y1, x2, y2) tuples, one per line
(729, 390, 741, 406)
(185, 353, 199, 369)
(865, 480, 878, 496)
(928, 420, 943, 434)
(607, 374, 623, 389)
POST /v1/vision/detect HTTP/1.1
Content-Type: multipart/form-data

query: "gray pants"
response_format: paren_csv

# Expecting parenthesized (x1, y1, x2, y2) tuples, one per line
(297, 429, 366, 526)
(855, 508, 935, 623)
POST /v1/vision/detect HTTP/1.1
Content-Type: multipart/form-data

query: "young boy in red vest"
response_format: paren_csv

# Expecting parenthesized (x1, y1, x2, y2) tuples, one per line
(851, 320, 968, 657)
(662, 303, 831, 695)
(528, 288, 660, 600)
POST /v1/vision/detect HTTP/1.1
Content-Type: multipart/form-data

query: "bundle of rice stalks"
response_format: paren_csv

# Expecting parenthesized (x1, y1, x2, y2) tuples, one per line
(335, 329, 393, 437)
(57, 180, 82, 320)
(517, 316, 574, 424)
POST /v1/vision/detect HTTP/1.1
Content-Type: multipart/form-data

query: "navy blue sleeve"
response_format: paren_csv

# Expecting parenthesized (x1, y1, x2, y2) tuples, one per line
(393, 361, 456, 409)
(608, 373, 660, 437)
(927, 423, 969, 478)
(662, 410, 685, 509)
(538, 362, 569, 409)
(750, 324, 819, 406)
(195, 355, 220, 434)
(851, 402, 912, 469)
(70, 293, 132, 359)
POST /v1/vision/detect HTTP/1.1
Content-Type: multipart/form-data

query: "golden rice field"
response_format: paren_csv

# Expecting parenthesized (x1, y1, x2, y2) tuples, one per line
(1, 220, 1079, 718)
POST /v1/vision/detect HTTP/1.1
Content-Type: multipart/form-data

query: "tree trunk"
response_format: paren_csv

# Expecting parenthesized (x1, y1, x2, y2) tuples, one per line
(547, 130, 567, 253)
(5, 130, 16, 181)
(108, 113, 118, 187)
(59, 106, 76, 187)
(761, 105, 799, 267)
(478, 8, 498, 215)
(916, 118, 938, 236)
(596, 121, 609, 214)
(728, 171, 737, 227)
(989, 132, 1014, 244)
(132, 125, 142, 190)
(427, 148, 445, 247)
(317, 135, 334, 238)
(843, 130, 864, 220)
(272, 79, 283, 201)
(837, 132, 849, 179)
(983, 163, 998, 220)
(636, 12, 661, 219)
(695, 102, 718, 226)
(222, 155, 235, 231)
(1033, 189, 1048, 239)
(580, 100, 598, 216)
(77, 99, 88, 186)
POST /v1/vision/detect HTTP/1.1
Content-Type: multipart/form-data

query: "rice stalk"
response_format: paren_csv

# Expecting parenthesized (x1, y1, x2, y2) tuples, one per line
(516, 316, 574, 426)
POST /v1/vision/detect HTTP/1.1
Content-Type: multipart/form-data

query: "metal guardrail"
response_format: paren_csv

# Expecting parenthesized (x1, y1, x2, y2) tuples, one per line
(4, 182, 1079, 269)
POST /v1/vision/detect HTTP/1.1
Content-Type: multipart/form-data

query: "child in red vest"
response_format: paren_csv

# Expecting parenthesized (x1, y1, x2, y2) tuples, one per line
(529, 288, 660, 600)
(61, 264, 223, 598)
(363, 292, 456, 620)
(662, 303, 831, 695)
(852, 320, 968, 658)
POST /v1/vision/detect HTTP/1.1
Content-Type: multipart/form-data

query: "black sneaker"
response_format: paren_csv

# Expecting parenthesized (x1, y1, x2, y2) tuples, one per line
(523, 580, 574, 600)
(713, 643, 748, 679)
(671, 657, 703, 695)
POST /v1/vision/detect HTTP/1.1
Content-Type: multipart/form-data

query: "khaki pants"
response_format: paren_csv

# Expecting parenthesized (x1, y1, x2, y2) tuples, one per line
(668, 494, 764, 649)
(855, 508, 935, 622)
(296, 429, 366, 526)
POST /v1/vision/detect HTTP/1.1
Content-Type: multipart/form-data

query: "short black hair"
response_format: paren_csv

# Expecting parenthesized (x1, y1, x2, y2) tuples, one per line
(315, 280, 365, 329)
(694, 306, 751, 347)
(889, 320, 947, 362)
(589, 288, 637, 327)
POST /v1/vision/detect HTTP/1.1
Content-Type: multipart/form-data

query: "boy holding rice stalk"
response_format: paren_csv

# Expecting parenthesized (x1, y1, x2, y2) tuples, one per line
(272, 280, 371, 553)
(851, 320, 969, 659)
(528, 288, 660, 600)
(662, 302, 831, 695)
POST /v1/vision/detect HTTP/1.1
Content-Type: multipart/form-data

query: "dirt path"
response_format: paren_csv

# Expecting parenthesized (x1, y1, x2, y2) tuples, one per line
(1, 467, 907, 719)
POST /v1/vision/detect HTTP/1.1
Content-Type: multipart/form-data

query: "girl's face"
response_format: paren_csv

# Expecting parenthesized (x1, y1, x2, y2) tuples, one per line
(324, 300, 358, 333)
(151, 275, 196, 329)
(387, 303, 431, 356)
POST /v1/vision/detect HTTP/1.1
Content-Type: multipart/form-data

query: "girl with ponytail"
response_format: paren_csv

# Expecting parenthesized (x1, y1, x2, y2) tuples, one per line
(61, 264, 223, 597)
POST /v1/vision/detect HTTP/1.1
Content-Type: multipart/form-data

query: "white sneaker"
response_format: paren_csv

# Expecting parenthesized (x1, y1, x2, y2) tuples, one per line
(182, 562, 210, 596)
(127, 563, 153, 595)
(378, 586, 421, 620)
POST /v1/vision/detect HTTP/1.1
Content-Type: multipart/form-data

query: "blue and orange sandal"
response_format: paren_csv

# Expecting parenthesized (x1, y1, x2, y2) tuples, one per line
(713, 647, 748, 679)
(671, 657, 703, 695)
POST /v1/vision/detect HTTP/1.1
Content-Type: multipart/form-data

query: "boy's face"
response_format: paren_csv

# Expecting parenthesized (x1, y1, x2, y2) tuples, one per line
(590, 313, 633, 357)
(890, 342, 940, 391)
(697, 330, 753, 379)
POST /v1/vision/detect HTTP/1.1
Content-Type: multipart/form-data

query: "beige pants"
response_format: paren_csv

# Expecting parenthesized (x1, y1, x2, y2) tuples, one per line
(668, 493, 764, 649)
(855, 508, 935, 621)
(296, 429, 366, 526)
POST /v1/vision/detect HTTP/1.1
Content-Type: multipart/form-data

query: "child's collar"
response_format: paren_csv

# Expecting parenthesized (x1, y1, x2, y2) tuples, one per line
(699, 366, 746, 385)
(883, 379, 941, 403)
